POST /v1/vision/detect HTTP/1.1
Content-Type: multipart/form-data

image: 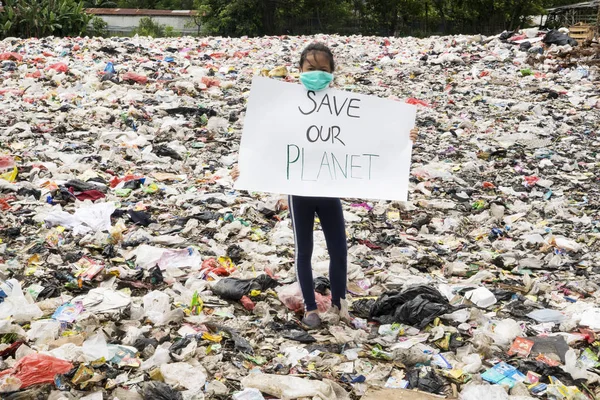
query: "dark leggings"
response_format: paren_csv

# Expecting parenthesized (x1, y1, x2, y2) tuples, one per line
(288, 195, 348, 312)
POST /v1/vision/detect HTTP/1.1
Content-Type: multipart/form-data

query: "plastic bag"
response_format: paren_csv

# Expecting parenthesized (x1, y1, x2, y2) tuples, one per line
(0, 353, 73, 389)
(242, 373, 350, 400)
(82, 332, 110, 362)
(489, 319, 523, 346)
(460, 383, 508, 400)
(212, 274, 277, 301)
(369, 285, 451, 328)
(131, 245, 202, 270)
(526, 309, 566, 323)
(142, 382, 183, 400)
(233, 388, 265, 400)
(159, 362, 207, 391)
(0, 279, 43, 323)
(26, 320, 61, 345)
(461, 353, 483, 374)
(277, 282, 331, 313)
(141, 346, 171, 371)
(562, 349, 588, 380)
(579, 308, 600, 330)
(143, 291, 171, 325)
(0, 376, 21, 393)
(48, 62, 69, 73)
(543, 30, 577, 47)
(406, 367, 445, 394)
(122, 72, 148, 84)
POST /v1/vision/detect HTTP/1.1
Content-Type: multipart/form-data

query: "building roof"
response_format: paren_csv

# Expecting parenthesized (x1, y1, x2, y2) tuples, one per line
(547, 0, 600, 13)
(85, 8, 196, 16)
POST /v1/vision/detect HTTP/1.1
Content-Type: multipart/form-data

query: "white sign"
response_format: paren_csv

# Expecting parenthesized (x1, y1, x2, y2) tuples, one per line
(235, 77, 416, 201)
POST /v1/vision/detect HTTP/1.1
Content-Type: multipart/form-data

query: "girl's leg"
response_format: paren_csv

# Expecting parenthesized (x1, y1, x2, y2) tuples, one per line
(316, 197, 348, 309)
(288, 195, 317, 312)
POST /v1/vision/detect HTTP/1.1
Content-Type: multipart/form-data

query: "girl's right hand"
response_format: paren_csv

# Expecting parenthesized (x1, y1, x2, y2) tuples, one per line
(231, 165, 240, 181)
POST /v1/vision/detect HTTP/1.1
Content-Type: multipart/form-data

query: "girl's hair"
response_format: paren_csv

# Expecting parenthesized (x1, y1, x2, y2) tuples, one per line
(299, 42, 335, 71)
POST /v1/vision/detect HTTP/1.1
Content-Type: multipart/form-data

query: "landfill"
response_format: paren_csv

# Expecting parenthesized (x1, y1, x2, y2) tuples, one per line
(0, 27, 599, 400)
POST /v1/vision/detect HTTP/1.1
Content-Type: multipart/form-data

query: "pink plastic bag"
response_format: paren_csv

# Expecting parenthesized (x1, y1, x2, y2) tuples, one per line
(48, 63, 69, 73)
(277, 283, 331, 313)
(0, 353, 73, 389)
(0, 156, 15, 169)
(122, 72, 148, 84)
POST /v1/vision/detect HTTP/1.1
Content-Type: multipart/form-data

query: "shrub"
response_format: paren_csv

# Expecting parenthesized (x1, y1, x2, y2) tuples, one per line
(89, 16, 109, 37)
(0, 0, 92, 38)
(132, 17, 165, 38)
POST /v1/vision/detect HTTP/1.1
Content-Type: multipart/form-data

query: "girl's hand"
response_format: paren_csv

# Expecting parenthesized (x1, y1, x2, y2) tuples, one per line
(231, 165, 240, 181)
(410, 128, 418, 142)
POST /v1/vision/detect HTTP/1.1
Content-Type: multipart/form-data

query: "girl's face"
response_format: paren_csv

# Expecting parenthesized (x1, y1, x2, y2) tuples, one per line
(300, 51, 333, 73)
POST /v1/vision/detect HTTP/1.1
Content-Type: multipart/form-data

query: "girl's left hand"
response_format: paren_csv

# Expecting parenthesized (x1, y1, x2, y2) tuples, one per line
(410, 128, 418, 142)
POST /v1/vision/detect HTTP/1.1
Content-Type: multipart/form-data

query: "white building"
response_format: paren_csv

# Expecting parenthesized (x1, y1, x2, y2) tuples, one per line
(86, 8, 199, 36)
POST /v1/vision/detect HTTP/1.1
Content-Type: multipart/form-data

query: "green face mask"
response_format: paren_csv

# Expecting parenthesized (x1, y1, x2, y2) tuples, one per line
(299, 71, 333, 91)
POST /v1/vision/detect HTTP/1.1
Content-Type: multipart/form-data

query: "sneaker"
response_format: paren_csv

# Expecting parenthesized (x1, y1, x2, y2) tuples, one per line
(301, 312, 322, 329)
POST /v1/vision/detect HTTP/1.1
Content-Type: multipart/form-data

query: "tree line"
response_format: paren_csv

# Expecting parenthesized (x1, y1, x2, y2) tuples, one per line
(93, 0, 586, 37)
(0, 0, 586, 39)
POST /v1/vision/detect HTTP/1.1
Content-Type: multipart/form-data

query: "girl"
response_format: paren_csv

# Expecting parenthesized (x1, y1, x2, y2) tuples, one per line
(234, 42, 418, 329)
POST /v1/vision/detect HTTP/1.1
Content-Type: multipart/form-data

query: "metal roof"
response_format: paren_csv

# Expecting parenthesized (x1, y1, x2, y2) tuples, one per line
(547, 0, 600, 13)
(85, 8, 196, 16)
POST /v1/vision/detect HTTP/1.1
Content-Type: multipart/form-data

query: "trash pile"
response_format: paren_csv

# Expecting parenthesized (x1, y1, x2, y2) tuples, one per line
(0, 27, 599, 400)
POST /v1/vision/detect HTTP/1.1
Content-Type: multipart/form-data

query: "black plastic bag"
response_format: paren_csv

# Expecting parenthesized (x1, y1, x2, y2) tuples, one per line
(352, 298, 376, 319)
(155, 145, 183, 161)
(370, 285, 451, 328)
(499, 30, 516, 41)
(543, 30, 578, 47)
(314, 276, 330, 295)
(516, 360, 583, 386)
(212, 274, 277, 301)
(226, 244, 245, 263)
(270, 322, 316, 343)
(519, 41, 532, 51)
(142, 381, 183, 400)
(406, 367, 446, 394)
(206, 323, 253, 354)
(128, 210, 153, 227)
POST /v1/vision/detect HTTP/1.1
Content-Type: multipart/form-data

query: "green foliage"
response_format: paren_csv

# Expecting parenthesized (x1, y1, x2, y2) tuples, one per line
(132, 17, 165, 37)
(131, 17, 180, 37)
(89, 16, 109, 37)
(192, 0, 588, 37)
(84, 0, 118, 7)
(0, 0, 93, 39)
(163, 25, 181, 37)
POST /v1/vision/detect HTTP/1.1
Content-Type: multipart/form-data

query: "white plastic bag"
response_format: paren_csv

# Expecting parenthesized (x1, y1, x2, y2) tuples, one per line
(0, 279, 43, 323)
(460, 383, 508, 400)
(82, 332, 110, 362)
(141, 346, 171, 371)
(242, 373, 350, 400)
(143, 291, 171, 325)
(159, 362, 207, 391)
(27, 320, 61, 345)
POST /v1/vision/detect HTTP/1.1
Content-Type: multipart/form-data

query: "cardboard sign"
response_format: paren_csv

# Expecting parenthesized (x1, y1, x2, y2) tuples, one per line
(235, 77, 416, 200)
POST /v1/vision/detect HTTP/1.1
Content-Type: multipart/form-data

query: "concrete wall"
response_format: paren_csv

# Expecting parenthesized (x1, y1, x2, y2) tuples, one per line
(98, 15, 198, 35)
